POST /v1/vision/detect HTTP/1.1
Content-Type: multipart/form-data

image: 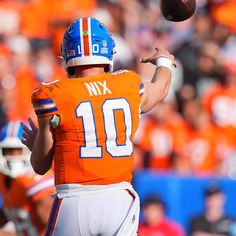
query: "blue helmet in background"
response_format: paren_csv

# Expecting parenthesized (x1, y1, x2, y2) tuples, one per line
(61, 17, 116, 72)
(0, 121, 31, 178)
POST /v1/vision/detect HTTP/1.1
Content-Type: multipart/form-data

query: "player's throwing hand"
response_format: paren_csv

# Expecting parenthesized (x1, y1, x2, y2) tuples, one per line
(140, 48, 177, 68)
(20, 118, 38, 151)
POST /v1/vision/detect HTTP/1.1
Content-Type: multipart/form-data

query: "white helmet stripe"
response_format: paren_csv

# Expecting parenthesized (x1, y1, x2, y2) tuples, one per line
(88, 17, 92, 56)
(7, 121, 16, 138)
(79, 18, 84, 56)
(13, 121, 19, 138)
(6, 122, 11, 138)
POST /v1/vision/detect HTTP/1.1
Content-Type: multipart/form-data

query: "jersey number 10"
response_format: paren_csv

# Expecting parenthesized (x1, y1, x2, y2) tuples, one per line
(76, 98, 133, 158)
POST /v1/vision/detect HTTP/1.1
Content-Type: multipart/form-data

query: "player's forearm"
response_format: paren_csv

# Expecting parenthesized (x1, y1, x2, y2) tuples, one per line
(31, 118, 54, 175)
(141, 67, 171, 113)
(31, 133, 53, 175)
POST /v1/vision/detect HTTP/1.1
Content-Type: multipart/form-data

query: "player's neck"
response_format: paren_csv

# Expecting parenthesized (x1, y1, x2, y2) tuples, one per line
(72, 65, 106, 78)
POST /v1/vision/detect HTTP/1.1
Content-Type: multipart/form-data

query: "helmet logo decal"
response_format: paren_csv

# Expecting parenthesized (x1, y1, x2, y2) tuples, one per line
(102, 40, 107, 47)
(83, 30, 89, 36)
(101, 40, 108, 54)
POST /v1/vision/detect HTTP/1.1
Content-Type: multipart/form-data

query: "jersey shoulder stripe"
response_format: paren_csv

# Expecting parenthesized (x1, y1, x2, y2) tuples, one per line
(32, 98, 58, 115)
(34, 107, 58, 116)
(32, 98, 54, 106)
(31, 82, 63, 117)
(139, 83, 145, 95)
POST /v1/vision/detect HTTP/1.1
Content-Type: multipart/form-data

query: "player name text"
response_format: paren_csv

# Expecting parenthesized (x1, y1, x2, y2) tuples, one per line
(85, 81, 112, 96)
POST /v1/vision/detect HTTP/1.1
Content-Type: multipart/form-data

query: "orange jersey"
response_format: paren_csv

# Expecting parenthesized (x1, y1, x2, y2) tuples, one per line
(32, 70, 143, 185)
(135, 113, 188, 170)
(177, 125, 219, 175)
(0, 171, 54, 235)
(202, 85, 236, 147)
(210, 0, 236, 33)
(203, 85, 236, 128)
(138, 117, 175, 170)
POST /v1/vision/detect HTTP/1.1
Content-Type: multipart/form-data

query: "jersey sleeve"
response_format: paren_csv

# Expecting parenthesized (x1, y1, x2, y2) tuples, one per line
(122, 70, 144, 118)
(31, 84, 58, 117)
(127, 70, 145, 98)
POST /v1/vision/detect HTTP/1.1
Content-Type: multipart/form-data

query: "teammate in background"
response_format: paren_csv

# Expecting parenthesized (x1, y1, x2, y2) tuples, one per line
(0, 121, 54, 236)
(21, 17, 176, 236)
(139, 195, 186, 236)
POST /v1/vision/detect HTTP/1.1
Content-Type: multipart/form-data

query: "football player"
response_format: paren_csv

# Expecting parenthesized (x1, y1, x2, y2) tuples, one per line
(21, 17, 176, 236)
(0, 121, 55, 236)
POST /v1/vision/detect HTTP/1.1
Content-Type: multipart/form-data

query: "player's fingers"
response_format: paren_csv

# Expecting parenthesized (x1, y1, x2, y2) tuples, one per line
(173, 59, 177, 68)
(21, 138, 32, 151)
(28, 117, 37, 131)
(169, 55, 177, 68)
(21, 138, 29, 146)
(20, 122, 31, 134)
(22, 132, 30, 140)
(140, 58, 150, 63)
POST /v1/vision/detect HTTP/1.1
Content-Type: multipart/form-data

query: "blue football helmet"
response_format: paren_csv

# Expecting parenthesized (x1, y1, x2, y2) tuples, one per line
(0, 121, 31, 178)
(61, 17, 116, 72)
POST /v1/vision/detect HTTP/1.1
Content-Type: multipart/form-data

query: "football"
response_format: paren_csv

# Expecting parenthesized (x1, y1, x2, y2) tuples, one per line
(160, 0, 196, 22)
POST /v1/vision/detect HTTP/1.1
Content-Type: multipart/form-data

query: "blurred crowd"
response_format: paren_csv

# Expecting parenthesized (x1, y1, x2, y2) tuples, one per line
(0, 0, 236, 178)
(138, 183, 236, 236)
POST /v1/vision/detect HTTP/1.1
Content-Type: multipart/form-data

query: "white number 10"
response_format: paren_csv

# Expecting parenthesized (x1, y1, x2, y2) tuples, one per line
(75, 98, 133, 158)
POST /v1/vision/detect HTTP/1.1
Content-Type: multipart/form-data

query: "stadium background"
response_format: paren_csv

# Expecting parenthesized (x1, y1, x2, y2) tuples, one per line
(0, 0, 236, 235)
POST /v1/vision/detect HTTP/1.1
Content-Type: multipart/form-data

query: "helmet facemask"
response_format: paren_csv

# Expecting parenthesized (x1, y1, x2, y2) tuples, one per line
(0, 121, 32, 178)
(0, 144, 31, 178)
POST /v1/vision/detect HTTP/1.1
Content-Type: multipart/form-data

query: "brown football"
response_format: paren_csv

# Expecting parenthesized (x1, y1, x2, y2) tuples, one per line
(160, 0, 196, 22)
